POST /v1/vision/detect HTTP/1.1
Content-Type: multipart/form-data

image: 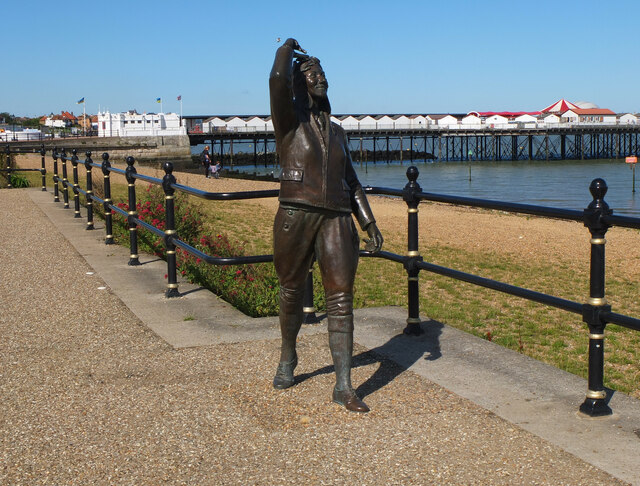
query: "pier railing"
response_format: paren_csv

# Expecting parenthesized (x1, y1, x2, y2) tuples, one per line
(8, 144, 640, 418)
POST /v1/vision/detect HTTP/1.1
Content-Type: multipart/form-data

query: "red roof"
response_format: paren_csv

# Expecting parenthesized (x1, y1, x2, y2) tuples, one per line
(478, 111, 541, 117)
(569, 108, 616, 115)
(541, 99, 579, 113)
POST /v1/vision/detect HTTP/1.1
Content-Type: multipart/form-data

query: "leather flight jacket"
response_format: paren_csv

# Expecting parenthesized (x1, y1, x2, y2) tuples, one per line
(270, 43, 376, 231)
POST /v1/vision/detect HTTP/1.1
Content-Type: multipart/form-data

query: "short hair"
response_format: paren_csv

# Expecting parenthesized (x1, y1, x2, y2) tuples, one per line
(299, 56, 321, 73)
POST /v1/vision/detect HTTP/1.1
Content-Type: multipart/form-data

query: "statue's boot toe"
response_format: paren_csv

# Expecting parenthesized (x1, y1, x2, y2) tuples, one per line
(272, 355, 297, 389)
(332, 387, 370, 413)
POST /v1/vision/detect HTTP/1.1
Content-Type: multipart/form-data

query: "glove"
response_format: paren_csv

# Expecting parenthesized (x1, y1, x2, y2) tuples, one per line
(363, 222, 383, 253)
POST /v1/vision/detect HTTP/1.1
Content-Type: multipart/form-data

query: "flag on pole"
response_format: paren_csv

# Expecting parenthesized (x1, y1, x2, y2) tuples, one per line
(77, 97, 85, 104)
(177, 95, 182, 101)
(156, 97, 162, 103)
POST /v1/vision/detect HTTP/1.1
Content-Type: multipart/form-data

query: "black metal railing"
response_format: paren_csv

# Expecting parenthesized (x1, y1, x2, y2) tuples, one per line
(1, 144, 47, 190)
(17, 145, 640, 417)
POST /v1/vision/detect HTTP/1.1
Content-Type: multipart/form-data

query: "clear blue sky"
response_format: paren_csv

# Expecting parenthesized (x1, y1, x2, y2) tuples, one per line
(3, 0, 639, 118)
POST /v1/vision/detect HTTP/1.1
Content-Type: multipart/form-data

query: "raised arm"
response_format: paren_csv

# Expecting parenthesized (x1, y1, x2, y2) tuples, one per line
(269, 38, 302, 142)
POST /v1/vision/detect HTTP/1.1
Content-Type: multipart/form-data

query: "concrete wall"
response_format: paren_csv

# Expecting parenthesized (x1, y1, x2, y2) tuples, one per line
(10, 135, 192, 169)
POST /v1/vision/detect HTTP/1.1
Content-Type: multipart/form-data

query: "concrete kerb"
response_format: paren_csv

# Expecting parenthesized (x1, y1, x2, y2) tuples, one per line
(27, 187, 640, 485)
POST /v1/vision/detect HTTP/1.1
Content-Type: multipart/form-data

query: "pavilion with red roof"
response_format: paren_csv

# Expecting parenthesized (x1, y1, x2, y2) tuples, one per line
(541, 99, 579, 113)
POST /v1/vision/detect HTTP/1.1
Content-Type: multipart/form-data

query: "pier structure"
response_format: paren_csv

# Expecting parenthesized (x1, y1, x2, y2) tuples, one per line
(188, 125, 640, 167)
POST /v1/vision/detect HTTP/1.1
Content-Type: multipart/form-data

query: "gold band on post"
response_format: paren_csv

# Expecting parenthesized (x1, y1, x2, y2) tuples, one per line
(406, 317, 421, 324)
(589, 333, 605, 340)
(167, 283, 179, 289)
(130, 254, 138, 259)
(165, 195, 174, 200)
(128, 183, 134, 187)
(408, 277, 418, 282)
(590, 238, 606, 245)
(588, 297, 608, 306)
(407, 250, 419, 257)
(408, 208, 418, 213)
(128, 211, 136, 215)
(586, 390, 606, 399)
(166, 250, 176, 255)
(106, 234, 113, 238)
(129, 228, 137, 231)
(104, 198, 111, 202)
(165, 230, 176, 235)
(303, 307, 315, 313)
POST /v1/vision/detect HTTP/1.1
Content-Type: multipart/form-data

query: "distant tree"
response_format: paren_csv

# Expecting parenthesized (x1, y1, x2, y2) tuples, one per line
(23, 118, 41, 128)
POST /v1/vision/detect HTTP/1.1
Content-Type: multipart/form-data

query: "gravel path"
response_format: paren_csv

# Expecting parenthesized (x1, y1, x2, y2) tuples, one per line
(0, 187, 628, 485)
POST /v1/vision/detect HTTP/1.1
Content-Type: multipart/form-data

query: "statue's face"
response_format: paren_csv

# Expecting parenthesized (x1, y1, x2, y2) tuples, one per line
(304, 65, 328, 99)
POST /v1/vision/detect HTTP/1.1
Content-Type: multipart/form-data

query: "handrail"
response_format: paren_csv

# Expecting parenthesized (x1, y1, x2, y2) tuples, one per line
(20, 145, 640, 418)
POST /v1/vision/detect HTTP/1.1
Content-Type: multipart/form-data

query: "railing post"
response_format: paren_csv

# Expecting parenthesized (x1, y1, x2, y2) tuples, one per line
(84, 151, 94, 230)
(162, 162, 179, 297)
(125, 156, 141, 266)
(71, 149, 81, 218)
(101, 153, 114, 244)
(302, 260, 318, 324)
(52, 147, 60, 202)
(40, 144, 46, 191)
(403, 166, 424, 335)
(5, 144, 11, 188)
(60, 148, 70, 209)
(580, 178, 613, 416)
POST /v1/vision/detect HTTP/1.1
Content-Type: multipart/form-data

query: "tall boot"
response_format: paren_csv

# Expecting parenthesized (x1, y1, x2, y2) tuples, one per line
(328, 315, 369, 413)
(273, 288, 303, 389)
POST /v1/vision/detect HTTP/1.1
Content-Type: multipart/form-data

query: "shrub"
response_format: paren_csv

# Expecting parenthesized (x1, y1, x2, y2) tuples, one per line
(103, 184, 281, 317)
(10, 173, 30, 188)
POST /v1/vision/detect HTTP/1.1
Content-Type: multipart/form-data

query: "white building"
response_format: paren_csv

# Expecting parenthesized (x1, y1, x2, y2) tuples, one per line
(410, 115, 429, 129)
(392, 115, 412, 129)
(339, 115, 360, 130)
(484, 114, 509, 127)
(430, 114, 459, 127)
(461, 114, 482, 127)
(203, 116, 227, 132)
(540, 114, 560, 125)
(514, 114, 538, 127)
(619, 113, 638, 124)
(358, 115, 377, 130)
(98, 111, 185, 137)
(561, 110, 580, 123)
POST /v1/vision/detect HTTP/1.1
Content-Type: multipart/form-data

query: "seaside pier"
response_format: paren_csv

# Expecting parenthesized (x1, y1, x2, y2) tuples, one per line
(188, 125, 640, 166)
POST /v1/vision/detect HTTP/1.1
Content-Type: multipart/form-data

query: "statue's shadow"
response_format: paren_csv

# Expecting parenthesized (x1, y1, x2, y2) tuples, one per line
(295, 319, 443, 399)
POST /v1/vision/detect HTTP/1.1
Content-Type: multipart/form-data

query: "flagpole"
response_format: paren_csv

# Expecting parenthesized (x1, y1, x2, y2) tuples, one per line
(83, 102, 86, 136)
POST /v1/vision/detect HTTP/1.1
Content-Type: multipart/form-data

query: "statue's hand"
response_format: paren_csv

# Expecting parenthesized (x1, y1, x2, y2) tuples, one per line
(363, 223, 383, 253)
(284, 38, 306, 53)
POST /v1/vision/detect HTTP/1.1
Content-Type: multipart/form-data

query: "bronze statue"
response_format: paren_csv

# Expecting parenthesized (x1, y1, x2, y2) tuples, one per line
(270, 38, 383, 412)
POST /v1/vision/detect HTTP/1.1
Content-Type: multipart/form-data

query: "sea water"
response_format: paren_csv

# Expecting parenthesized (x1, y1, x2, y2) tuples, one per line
(230, 158, 640, 216)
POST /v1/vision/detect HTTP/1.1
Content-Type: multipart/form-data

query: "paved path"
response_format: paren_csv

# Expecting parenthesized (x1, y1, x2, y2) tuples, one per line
(1, 187, 639, 485)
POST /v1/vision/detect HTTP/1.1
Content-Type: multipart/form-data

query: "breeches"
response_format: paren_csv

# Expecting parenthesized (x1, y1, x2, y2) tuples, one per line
(273, 205, 359, 318)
